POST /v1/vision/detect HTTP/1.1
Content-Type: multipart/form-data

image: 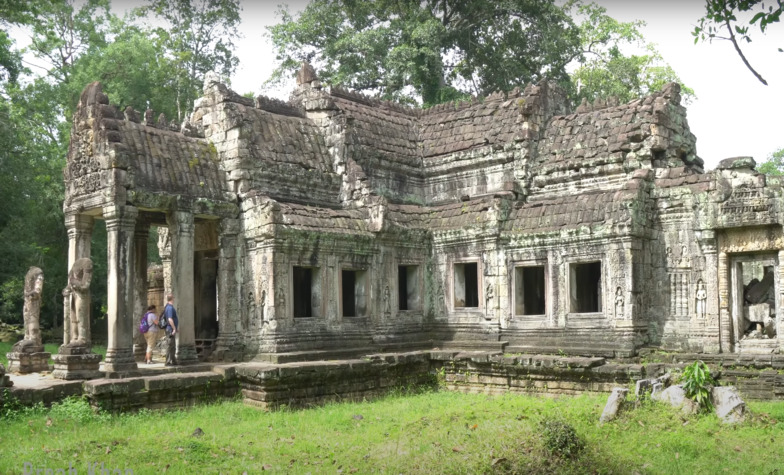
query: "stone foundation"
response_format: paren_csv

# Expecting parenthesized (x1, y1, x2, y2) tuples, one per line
(4, 352, 784, 414)
(52, 345, 102, 380)
(6, 350, 51, 374)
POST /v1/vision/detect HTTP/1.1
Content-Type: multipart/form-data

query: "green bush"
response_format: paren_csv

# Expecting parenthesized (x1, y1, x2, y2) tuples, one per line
(680, 360, 718, 413)
(540, 418, 585, 459)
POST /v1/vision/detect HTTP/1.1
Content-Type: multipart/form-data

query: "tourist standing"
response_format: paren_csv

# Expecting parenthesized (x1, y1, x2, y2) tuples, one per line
(143, 305, 158, 364)
(163, 294, 179, 366)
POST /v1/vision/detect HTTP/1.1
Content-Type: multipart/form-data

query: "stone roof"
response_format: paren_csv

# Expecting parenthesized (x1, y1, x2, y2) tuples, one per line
(534, 84, 699, 183)
(276, 202, 371, 235)
(113, 119, 225, 199)
(419, 91, 524, 158)
(331, 91, 421, 168)
(503, 189, 639, 234)
(387, 197, 497, 231)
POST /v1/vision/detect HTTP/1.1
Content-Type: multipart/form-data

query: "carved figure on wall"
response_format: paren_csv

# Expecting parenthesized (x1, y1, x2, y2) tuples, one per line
(247, 290, 256, 324)
(614, 286, 624, 319)
(259, 289, 266, 321)
(485, 282, 494, 313)
(436, 281, 446, 315)
(275, 286, 286, 318)
(67, 258, 93, 346)
(678, 245, 691, 268)
(383, 285, 391, 315)
(695, 279, 707, 319)
(666, 247, 674, 267)
(12, 267, 44, 352)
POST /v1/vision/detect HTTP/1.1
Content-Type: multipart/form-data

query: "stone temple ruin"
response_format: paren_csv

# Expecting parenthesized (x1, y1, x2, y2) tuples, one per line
(59, 63, 784, 378)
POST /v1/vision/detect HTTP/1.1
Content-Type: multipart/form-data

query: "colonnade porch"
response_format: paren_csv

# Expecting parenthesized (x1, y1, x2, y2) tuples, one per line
(63, 205, 240, 376)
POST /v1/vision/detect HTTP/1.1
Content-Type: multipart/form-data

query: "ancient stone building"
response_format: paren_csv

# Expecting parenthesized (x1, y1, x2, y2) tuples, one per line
(63, 65, 783, 373)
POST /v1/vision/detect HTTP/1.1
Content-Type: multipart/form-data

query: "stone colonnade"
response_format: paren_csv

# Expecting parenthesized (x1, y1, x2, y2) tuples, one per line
(63, 205, 241, 375)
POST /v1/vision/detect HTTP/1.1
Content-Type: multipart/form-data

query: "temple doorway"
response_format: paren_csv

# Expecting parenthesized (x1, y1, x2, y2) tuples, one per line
(731, 254, 779, 352)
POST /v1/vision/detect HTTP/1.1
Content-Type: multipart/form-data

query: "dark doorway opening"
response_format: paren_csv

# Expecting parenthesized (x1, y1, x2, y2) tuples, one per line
(342, 270, 356, 317)
(515, 266, 546, 315)
(293, 266, 313, 318)
(454, 262, 479, 308)
(570, 261, 602, 313)
(398, 265, 420, 311)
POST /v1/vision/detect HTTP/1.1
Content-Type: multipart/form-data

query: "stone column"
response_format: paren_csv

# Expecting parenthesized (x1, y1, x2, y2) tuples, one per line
(132, 221, 149, 361)
(102, 205, 139, 374)
(157, 227, 172, 306)
(718, 251, 731, 353)
(214, 218, 242, 360)
(169, 209, 199, 365)
(697, 231, 720, 353)
(65, 213, 94, 345)
(778, 250, 784, 353)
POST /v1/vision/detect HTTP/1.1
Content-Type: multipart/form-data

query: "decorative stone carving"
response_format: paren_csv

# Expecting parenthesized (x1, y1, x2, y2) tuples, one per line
(695, 279, 707, 319)
(484, 282, 494, 319)
(15, 267, 44, 350)
(383, 285, 391, 315)
(53, 258, 101, 380)
(67, 258, 93, 346)
(6, 267, 50, 373)
(614, 287, 624, 319)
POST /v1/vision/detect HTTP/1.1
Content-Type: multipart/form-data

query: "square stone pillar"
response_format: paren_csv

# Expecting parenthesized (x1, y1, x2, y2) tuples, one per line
(65, 213, 94, 347)
(132, 222, 149, 361)
(169, 210, 199, 365)
(213, 218, 242, 361)
(102, 205, 139, 375)
(718, 251, 731, 353)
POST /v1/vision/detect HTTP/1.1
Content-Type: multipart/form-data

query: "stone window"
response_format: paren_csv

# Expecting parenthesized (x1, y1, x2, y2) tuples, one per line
(515, 266, 546, 316)
(398, 265, 421, 311)
(454, 262, 479, 308)
(293, 266, 321, 318)
(570, 261, 602, 313)
(341, 269, 368, 317)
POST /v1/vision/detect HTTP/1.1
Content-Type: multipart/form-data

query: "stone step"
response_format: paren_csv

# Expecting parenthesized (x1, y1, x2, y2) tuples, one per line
(252, 347, 379, 364)
(435, 340, 509, 352)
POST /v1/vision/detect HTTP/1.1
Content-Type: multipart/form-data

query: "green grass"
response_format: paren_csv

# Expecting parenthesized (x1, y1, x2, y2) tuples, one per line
(0, 341, 106, 368)
(1, 390, 782, 474)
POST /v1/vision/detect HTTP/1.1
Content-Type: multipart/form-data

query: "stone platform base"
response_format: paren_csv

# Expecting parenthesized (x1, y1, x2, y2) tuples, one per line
(6, 351, 51, 374)
(52, 346, 103, 380)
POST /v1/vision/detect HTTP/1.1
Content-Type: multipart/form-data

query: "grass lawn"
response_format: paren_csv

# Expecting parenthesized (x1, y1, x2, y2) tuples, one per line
(1, 389, 782, 474)
(0, 341, 106, 367)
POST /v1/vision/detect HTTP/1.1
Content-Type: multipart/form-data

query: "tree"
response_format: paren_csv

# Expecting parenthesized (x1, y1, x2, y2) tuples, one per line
(570, 3, 694, 104)
(757, 147, 784, 175)
(694, 0, 783, 85)
(134, 0, 242, 120)
(266, 0, 581, 106)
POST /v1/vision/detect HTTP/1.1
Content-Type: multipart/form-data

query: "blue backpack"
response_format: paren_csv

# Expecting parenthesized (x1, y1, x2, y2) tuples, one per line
(139, 313, 150, 334)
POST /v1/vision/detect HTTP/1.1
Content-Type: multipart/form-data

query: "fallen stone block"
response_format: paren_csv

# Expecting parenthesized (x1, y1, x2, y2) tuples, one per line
(651, 384, 698, 415)
(600, 387, 628, 423)
(712, 386, 747, 424)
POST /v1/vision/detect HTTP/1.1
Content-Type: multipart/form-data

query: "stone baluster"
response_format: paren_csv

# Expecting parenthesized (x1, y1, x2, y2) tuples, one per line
(102, 205, 139, 374)
(168, 209, 199, 365)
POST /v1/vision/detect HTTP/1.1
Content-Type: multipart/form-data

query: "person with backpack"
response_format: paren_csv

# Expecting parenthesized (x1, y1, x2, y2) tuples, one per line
(162, 294, 179, 366)
(140, 305, 158, 364)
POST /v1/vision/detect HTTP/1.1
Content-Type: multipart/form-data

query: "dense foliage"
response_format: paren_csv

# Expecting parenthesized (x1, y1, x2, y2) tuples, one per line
(0, 0, 240, 331)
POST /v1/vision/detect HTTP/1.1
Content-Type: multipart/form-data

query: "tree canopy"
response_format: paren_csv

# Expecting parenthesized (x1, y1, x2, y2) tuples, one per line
(267, 0, 691, 107)
(758, 147, 784, 175)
